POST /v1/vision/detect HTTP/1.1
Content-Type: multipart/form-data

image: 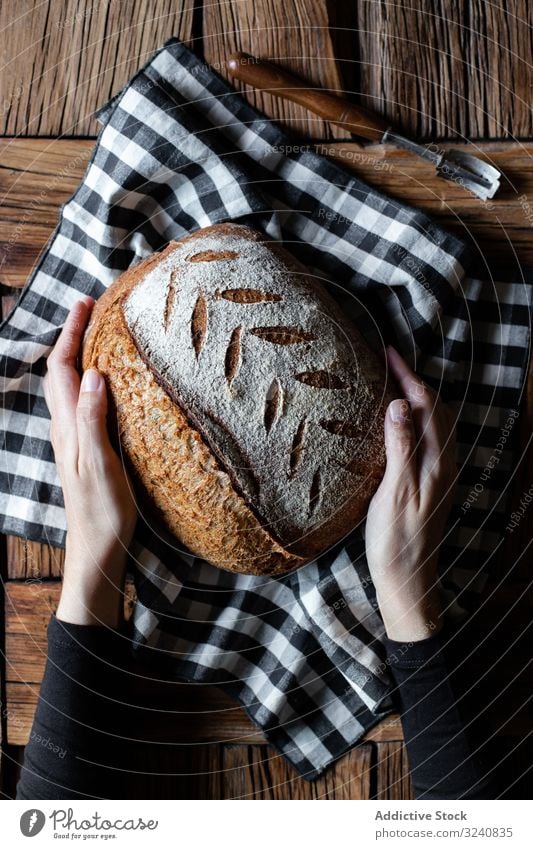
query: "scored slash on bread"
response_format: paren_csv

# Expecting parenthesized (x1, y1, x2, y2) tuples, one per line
(82, 224, 397, 576)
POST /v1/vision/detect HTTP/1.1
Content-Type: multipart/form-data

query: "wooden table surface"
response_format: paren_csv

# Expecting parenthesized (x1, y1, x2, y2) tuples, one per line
(1, 0, 533, 800)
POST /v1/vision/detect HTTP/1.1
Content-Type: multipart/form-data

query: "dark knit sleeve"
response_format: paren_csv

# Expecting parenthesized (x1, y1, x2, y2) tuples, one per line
(385, 627, 495, 799)
(16, 615, 133, 800)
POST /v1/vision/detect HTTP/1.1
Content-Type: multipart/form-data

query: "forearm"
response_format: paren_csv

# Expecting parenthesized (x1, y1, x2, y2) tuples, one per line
(386, 627, 495, 800)
(375, 576, 442, 643)
(55, 540, 129, 628)
(16, 616, 132, 800)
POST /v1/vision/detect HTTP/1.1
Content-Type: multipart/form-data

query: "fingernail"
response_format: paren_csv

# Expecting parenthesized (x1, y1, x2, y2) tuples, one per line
(81, 369, 102, 392)
(389, 398, 411, 423)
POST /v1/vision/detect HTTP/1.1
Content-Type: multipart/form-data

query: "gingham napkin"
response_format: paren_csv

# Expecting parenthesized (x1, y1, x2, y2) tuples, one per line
(1, 38, 531, 778)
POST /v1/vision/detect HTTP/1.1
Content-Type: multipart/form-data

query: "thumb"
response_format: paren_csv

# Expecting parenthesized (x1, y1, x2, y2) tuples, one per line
(381, 398, 417, 486)
(76, 368, 111, 472)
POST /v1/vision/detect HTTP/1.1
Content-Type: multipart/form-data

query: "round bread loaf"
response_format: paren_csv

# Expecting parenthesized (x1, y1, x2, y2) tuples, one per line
(82, 223, 397, 576)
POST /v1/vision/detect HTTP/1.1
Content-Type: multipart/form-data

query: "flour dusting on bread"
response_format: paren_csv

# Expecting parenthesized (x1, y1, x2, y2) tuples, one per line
(121, 224, 392, 555)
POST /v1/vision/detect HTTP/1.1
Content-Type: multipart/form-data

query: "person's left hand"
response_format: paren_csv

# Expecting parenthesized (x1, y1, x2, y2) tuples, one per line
(43, 296, 138, 627)
(364, 346, 457, 642)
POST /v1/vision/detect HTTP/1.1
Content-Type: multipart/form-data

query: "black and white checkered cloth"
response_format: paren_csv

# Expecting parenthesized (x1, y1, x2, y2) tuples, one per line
(1, 38, 531, 778)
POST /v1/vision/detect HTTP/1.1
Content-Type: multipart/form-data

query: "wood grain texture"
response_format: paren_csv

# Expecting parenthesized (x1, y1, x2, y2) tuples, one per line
(131, 745, 223, 800)
(2, 134, 533, 798)
(6, 537, 63, 580)
(0, 0, 195, 136)
(0, 737, 376, 799)
(1, 1, 533, 141)
(3, 686, 39, 746)
(0, 138, 89, 288)
(4, 138, 533, 290)
(5, 680, 267, 748)
(318, 140, 533, 273)
(5, 579, 264, 747)
(374, 741, 414, 800)
(357, 0, 533, 140)
(0, 739, 225, 800)
(221, 743, 373, 799)
(2, 0, 532, 803)
(203, 0, 348, 139)
(4, 580, 135, 686)
(4, 579, 401, 748)
(5, 682, 404, 748)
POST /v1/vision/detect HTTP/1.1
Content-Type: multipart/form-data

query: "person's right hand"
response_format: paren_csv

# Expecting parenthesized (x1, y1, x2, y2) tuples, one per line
(365, 346, 457, 642)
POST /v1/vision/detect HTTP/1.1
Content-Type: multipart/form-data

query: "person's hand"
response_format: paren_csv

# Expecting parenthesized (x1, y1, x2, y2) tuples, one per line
(365, 346, 457, 642)
(42, 297, 138, 627)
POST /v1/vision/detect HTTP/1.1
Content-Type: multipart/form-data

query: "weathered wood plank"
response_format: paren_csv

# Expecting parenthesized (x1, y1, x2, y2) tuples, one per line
(203, 0, 348, 139)
(5, 679, 267, 748)
(4, 580, 265, 747)
(0, 139, 89, 288)
(3, 588, 397, 746)
(4, 580, 135, 684)
(319, 140, 533, 271)
(3, 686, 39, 747)
(6, 674, 403, 747)
(4, 579, 401, 747)
(2, 0, 531, 142)
(357, 0, 533, 140)
(325, 3, 362, 103)
(5, 567, 531, 777)
(221, 743, 373, 799)
(6, 537, 63, 580)
(0, 0, 196, 137)
(3, 138, 533, 291)
(364, 715, 404, 743)
(1, 734, 224, 799)
(2, 134, 532, 791)
(374, 741, 414, 800)
(131, 745, 223, 800)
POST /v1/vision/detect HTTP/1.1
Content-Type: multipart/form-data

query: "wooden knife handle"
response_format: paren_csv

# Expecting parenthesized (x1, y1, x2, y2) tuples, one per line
(227, 52, 390, 142)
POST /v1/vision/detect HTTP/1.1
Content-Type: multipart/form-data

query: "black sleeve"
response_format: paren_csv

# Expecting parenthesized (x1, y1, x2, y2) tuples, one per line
(385, 626, 495, 799)
(16, 615, 133, 800)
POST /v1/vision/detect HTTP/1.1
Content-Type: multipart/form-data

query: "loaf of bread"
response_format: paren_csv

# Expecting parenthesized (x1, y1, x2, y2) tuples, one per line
(82, 223, 396, 576)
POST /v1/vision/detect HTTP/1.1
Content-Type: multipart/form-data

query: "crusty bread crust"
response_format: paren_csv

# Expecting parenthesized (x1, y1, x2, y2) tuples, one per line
(82, 235, 305, 576)
(82, 223, 395, 576)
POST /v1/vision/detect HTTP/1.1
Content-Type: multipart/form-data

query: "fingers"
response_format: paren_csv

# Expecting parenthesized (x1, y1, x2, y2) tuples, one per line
(386, 345, 437, 412)
(387, 346, 451, 440)
(49, 296, 94, 370)
(382, 398, 418, 492)
(45, 297, 94, 466)
(386, 345, 455, 476)
(76, 369, 113, 475)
